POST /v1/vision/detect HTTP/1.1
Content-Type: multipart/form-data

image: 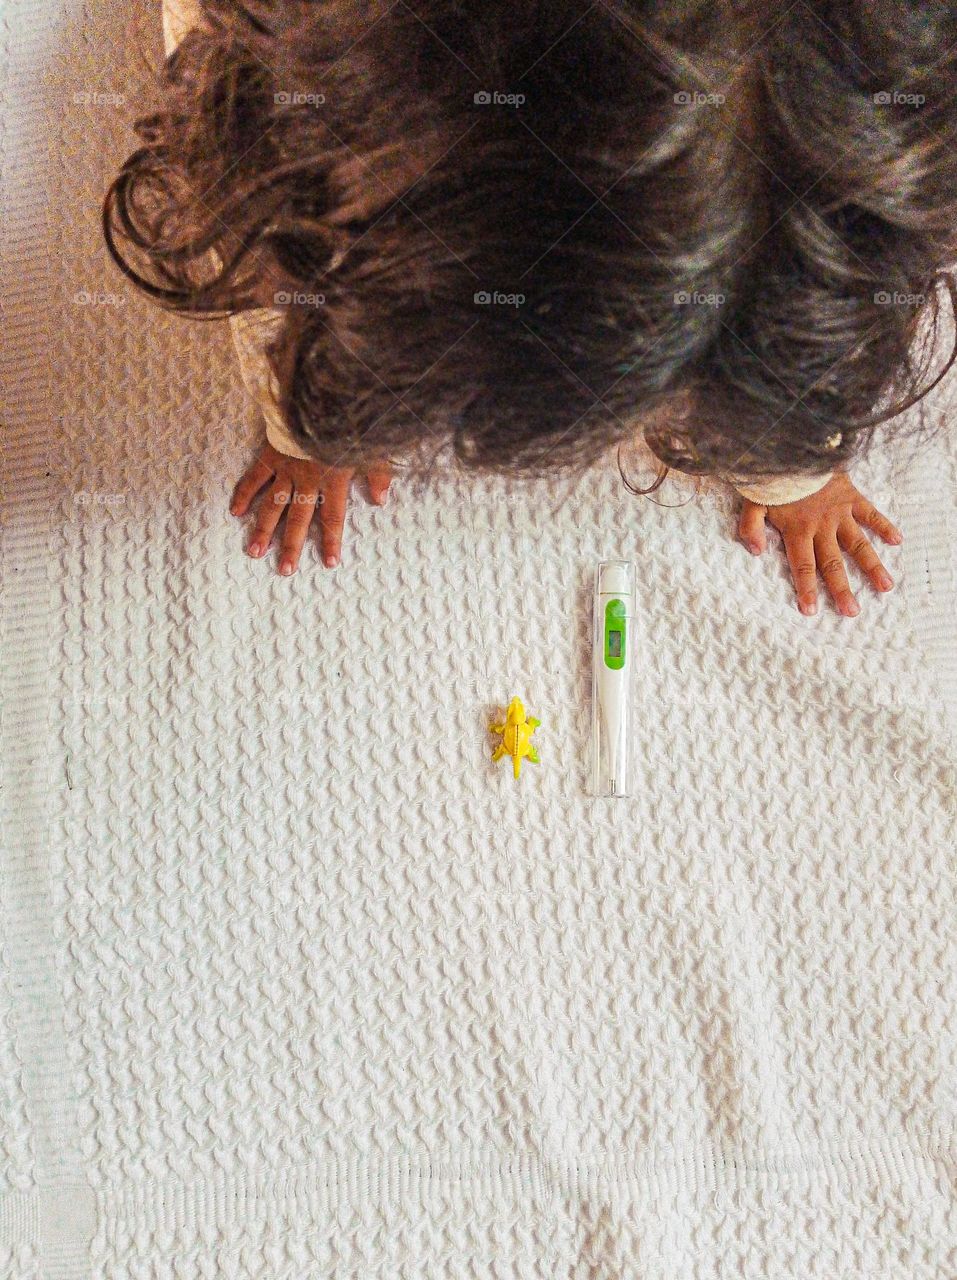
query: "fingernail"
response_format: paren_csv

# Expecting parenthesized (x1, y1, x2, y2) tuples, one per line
(325, 553, 338, 568)
(248, 542, 262, 557)
(279, 558, 294, 575)
(799, 597, 817, 616)
(890, 531, 903, 545)
(376, 493, 388, 506)
(845, 596, 860, 617)
(747, 541, 761, 556)
(877, 571, 893, 591)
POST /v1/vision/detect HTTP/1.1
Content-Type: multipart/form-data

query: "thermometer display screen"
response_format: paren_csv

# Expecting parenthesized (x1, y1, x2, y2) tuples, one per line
(608, 630, 622, 658)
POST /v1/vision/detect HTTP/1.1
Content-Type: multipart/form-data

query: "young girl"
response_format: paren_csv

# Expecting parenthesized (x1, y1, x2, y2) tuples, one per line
(104, 0, 957, 617)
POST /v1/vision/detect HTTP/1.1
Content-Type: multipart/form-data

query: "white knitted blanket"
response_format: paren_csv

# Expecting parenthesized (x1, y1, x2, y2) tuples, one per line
(4, 4, 957, 1277)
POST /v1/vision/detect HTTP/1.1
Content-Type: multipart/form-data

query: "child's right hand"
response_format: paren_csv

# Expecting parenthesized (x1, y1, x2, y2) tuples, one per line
(229, 444, 392, 575)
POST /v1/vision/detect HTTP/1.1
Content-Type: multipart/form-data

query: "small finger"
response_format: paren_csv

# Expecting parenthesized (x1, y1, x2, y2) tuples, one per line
(813, 530, 859, 617)
(852, 498, 902, 546)
(277, 487, 319, 576)
(783, 530, 818, 616)
(247, 479, 289, 558)
(230, 456, 276, 516)
(367, 462, 392, 506)
(319, 470, 352, 567)
(738, 502, 767, 555)
(837, 518, 893, 593)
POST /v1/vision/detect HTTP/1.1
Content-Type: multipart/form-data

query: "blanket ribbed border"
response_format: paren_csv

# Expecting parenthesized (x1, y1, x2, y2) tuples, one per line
(90, 1137, 957, 1245)
(0, 3, 96, 1275)
(898, 453, 957, 749)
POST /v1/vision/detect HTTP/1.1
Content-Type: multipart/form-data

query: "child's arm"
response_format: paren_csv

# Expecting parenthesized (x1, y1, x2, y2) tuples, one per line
(161, 0, 390, 572)
(227, 308, 393, 570)
(710, 439, 898, 617)
(649, 427, 898, 614)
(228, 309, 315, 462)
(162, 0, 309, 460)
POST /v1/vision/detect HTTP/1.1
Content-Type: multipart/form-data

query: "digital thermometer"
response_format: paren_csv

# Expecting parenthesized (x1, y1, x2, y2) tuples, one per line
(591, 560, 635, 797)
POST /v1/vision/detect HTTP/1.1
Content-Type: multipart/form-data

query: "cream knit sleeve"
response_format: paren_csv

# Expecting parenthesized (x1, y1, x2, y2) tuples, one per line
(226, 309, 315, 461)
(730, 471, 834, 505)
(160, 0, 315, 461)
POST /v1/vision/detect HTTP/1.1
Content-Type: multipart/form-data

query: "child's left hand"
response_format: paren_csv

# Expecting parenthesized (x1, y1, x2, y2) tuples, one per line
(737, 472, 903, 617)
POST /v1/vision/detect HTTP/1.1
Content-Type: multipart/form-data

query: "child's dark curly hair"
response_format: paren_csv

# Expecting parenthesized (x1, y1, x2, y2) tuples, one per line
(103, 0, 957, 482)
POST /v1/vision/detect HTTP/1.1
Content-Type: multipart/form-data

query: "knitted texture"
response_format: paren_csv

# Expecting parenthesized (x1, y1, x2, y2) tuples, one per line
(4, 2, 957, 1277)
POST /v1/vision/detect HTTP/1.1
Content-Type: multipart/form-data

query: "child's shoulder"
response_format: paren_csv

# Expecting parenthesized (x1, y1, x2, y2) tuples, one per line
(161, 0, 205, 57)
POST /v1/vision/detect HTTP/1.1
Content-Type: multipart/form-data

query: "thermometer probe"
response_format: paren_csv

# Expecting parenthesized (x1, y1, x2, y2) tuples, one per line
(591, 560, 635, 797)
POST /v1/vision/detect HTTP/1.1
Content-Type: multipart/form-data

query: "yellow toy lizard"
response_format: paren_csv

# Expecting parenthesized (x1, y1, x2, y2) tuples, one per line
(490, 696, 540, 779)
